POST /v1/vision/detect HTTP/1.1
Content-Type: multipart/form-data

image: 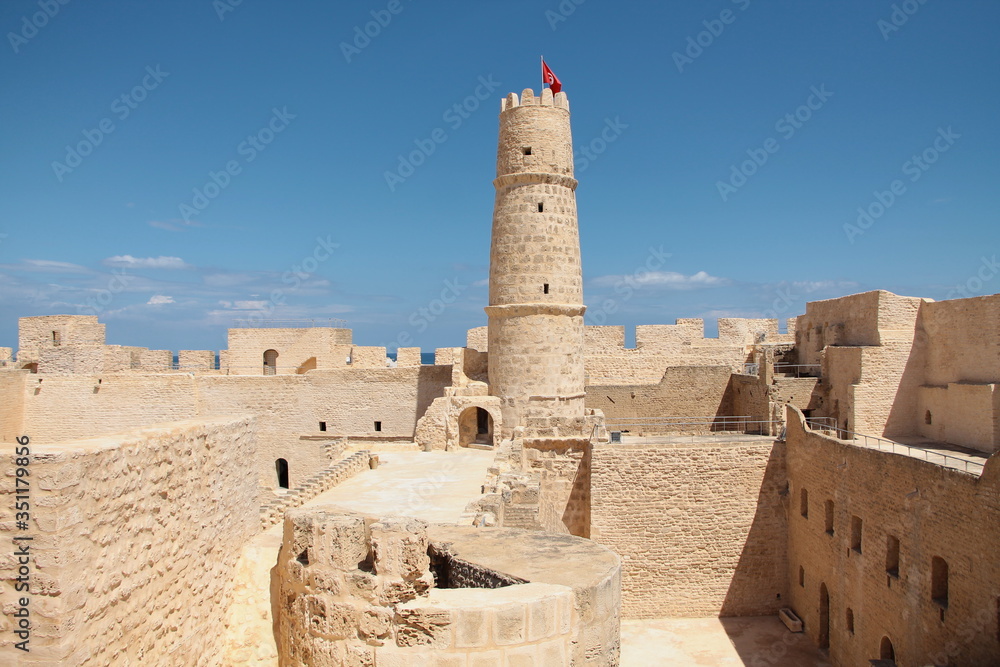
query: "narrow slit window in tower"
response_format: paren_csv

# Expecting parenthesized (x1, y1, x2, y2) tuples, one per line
(523, 147, 532, 155)
(374, 421, 382, 432)
(825, 499, 835, 535)
(800, 488, 809, 518)
(851, 515, 863, 553)
(932, 556, 949, 608)
(319, 421, 327, 432)
(537, 202, 544, 213)
(52, 330, 61, 346)
(886, 535, 900, 578)
(543, 283, 549, 294)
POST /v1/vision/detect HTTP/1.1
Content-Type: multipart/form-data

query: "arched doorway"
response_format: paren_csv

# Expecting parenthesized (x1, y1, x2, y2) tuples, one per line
(275, 458, 289, 489)
(458, 407, 494, 447)
(263, 349, 278, 375)
(880, 636, 895, 662)
(819, 582, 830, 649)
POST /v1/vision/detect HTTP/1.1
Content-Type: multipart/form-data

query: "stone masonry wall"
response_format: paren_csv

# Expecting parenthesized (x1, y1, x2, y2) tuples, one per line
(0, 372, 25, 443)
(0, 415, 259, 665)
(16, 366, 451, 493)
(590, 439, 788, 618)
(785, 407, 1000, 667)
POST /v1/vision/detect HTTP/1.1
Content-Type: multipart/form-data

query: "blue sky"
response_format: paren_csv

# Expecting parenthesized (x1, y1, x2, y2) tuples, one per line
(1, 0, 997, 353)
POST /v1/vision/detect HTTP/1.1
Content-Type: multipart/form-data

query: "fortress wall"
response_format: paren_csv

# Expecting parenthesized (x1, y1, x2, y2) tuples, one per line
(785, 408, 1000, 667)
(17, 367, 452, 491)
(921, 294, 1000, 386)
(590, 439, 787, 618)
(0, 372, 25, 443)
(18, 315, 105, 358)
(139, 349, 173, 371)
(226, 328, 353, 375)
(0, 415, 258, 665)
(179, 349, 215, 371)
(586, 366, 734, 431)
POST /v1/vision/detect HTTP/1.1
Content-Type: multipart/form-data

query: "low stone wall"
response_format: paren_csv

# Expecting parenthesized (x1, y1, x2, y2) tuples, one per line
(277, 511, 621, 666)
(590, 438, 787, 619)
(0, 415, 259, 665)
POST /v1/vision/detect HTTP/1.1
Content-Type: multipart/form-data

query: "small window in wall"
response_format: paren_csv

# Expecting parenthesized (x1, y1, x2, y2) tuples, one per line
(886, 535, 900, 579)
(825, 500, 835, 535)
(374, 421, 382, 432)
(851, 515, 863, 553)
(931, 556, 949, 608)
(319, 421, 327, 432)
(846, 607, 855, 634)
(543, 283, 549, 294)
(276, 458, 289, 489)
(925, 410, 933, 425)
(800, 488, 809, 518)
(537, 202, 544, 213)
(523, 146, 532, 155)
(52, 330, 61, 346)
(798, 566, 805, 587)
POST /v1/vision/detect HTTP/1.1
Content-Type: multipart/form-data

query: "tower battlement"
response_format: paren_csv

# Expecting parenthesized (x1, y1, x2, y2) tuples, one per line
(500, 87, 570, 113)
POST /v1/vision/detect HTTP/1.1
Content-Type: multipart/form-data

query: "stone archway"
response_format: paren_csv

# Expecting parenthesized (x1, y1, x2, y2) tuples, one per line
(458, 406, 494, 448)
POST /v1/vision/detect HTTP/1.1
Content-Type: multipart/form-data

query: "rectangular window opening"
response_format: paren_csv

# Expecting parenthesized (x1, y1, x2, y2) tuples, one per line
(319, 421, 327, 432)
(798, 566, 805, 587)
(52, 330, 61, 346)
(543, 283, 549, 294)
(846, 608, 855, 635)
(932, 556, 949, 609)
(537, 202, 544, 213)
(886, 535, 900, 578)
(851, 515, 863, 554)
(800, 488, 809, 518)
(824, 499, 835, 535)
(523, 146, 532, 155)
(374, 421, 382, 432)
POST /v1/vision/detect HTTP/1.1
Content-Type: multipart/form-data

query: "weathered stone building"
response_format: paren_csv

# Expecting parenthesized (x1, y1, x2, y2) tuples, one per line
(1, 86, 998, 666)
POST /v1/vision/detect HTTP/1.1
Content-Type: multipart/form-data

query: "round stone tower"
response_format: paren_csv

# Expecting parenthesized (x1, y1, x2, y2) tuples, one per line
(486, 87, 586, 436)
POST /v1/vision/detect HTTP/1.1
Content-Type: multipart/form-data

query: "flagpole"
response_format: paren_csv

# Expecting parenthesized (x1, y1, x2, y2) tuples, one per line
(540, 55, 544, 88)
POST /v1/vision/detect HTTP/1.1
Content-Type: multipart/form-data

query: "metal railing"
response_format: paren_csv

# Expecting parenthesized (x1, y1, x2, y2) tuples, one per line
(804, 420, 985, 475)
(740, 363, 759, 376)
(774, 363, 821, 378)
(604, 416, 781, 440)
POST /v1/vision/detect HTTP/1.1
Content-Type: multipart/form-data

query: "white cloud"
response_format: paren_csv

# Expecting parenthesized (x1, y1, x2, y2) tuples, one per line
(147, 295, 175, 305)
(13, 259, 91, 273)
(592, 270, 730, 290)
(789, 280, 859, 293)
(103, 255, 189, 269)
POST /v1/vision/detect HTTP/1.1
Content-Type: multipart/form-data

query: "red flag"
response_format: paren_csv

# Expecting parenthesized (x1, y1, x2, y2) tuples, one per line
(542, 60, 562, 94)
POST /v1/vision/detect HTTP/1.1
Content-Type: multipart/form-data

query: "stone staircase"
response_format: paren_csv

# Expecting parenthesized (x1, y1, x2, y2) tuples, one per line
(259, 450, 372, 530)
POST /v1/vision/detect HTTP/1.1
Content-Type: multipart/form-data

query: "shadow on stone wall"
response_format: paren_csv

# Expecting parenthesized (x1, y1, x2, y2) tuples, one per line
(720, 440, 789, 617)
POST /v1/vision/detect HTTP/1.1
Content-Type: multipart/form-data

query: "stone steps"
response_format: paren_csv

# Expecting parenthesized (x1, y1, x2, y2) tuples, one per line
(259, 450, 372, 531)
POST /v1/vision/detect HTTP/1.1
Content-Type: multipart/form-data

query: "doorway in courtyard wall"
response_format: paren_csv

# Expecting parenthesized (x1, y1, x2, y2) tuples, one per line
(458, 407, 494, 448)
(263, 349, 278, 375)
